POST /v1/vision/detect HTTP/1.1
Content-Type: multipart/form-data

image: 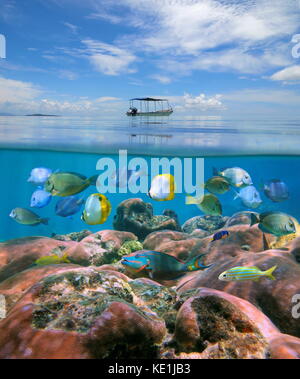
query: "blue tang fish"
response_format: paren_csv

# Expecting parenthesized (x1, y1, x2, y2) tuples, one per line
(234, 186, 262, 209)
(55, 196, 84, 218)
(121, 251, 212, 280)
(28, 167, 52, 185)
(211, 230, 229, 242)
(263, 179, 289, 203)
(30, 188, 52, 208)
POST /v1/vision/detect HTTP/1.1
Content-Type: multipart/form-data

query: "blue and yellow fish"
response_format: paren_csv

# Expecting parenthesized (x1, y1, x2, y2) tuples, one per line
(218, 265, 277, 282)
(121, 250, 212, 280)
(211, 230, 229, 242)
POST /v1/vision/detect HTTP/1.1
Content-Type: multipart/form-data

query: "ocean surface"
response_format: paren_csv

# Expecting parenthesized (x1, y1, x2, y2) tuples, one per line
(1, 115, 300, 240)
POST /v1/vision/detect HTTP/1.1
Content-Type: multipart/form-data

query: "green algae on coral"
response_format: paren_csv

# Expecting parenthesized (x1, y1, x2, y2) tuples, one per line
(117, 240, 143, 257)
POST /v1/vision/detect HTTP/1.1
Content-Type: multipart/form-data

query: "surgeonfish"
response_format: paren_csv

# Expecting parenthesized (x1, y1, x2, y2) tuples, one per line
(185, 193, 222, 216)
(34, 252, 71, 266)
(204, 176, 230, 195)
(9, 208, 49, 226)
(214, 167, 252, 188)
(148, 174, 175, 201)
(30, 188, 52, 208)
(263, 179, 289, 202)
(55, 196, 84, 218)
(44, 172, 98, 197)
(81, 193, 111, 225)
(218, 265, 277, 282)
(28, 167, 52, 185)
(250, 211, 297, 237)
(234, 186, 262, 209)
(121, 250, 212, 280)
(211, 230, 230, 242)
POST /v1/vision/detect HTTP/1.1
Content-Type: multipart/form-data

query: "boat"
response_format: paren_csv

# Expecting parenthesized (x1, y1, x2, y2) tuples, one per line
(126, 97, 173, 116)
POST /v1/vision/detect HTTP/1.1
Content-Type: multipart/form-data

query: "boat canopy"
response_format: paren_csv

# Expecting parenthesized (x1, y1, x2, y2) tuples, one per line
(130, 97, 167, 102)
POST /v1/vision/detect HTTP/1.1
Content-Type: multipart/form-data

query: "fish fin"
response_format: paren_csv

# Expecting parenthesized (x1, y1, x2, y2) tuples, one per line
(263, 233, 270, 250)
(264, 265, 277, 280)
(51, 190, 59, 196)
(185, 254, 212, 271)
(248, 266, 260, 270)
(250, 212, 259, 226)
(88, 175, 99, 186)
(77, 199, 84, 205)
(233, 190, 240, 200)
(41, 218, 49, 225)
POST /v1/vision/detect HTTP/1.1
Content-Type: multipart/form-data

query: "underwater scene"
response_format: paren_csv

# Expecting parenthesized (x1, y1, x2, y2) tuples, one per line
(1, 116, 300, 360)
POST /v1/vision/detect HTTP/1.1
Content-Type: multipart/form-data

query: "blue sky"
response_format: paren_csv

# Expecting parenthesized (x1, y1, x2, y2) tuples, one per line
(0, 0, 300, 117)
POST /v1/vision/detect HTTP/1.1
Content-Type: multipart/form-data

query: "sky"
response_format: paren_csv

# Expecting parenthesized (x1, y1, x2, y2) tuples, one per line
(0, 0, 300, 118)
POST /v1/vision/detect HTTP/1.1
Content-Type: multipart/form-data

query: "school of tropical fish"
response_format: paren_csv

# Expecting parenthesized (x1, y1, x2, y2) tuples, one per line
(8, 165, 297, 281)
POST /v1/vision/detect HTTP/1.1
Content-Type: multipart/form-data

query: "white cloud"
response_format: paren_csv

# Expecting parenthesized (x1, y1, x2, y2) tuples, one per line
(86, 11, 122, 24)
(81, 39, 137, 76)
(270, 66, 300, 82)
(0, 76, 124, 114)
(0, 77, 41, 103)
(101, 0, 299, 75)
(58, 70, 79, 80)
(63, 22, 79, 34)
(151, 74, 172, 84)
(179, 93, 225, 111)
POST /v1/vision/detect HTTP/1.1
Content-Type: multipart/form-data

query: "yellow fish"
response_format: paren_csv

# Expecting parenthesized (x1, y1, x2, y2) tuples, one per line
(185, 193, 222, 216)
(148, 174, 175, 201)
(219, 265, 277, 282)
(81, 193, 111, 225)
(35, 252, 71, 266)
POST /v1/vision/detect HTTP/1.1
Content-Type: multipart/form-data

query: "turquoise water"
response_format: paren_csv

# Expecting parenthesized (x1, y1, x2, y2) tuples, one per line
(1, 148, 300, 241)
(1, 115, 300, 240)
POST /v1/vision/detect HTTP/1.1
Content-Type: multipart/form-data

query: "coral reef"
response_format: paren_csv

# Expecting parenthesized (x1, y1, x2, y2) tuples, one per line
(183, 215, 228, 234)
(113, 198, 181, 240)
(1, 208, 300, 359)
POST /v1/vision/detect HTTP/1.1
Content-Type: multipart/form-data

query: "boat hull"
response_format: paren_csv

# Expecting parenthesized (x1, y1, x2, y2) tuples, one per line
(126, 110, 173, 116)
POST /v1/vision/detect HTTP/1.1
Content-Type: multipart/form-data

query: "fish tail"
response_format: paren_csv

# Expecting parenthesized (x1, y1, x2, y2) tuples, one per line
(88, 175, 99, 186)
(185, 254, 212, 271)
(264, 265, 277, 280)
(41, 218, 49, 225)
(62, 252, 71, 263)
(185, 195, 197, 205)
(213, 167, 220, 176)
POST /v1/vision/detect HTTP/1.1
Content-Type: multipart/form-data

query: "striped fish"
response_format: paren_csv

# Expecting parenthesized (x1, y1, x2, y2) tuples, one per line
(218, 265, 277, 282)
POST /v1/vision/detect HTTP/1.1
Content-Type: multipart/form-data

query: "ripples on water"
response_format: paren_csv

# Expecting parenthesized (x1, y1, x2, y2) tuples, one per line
(1, 115, 300, 155)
